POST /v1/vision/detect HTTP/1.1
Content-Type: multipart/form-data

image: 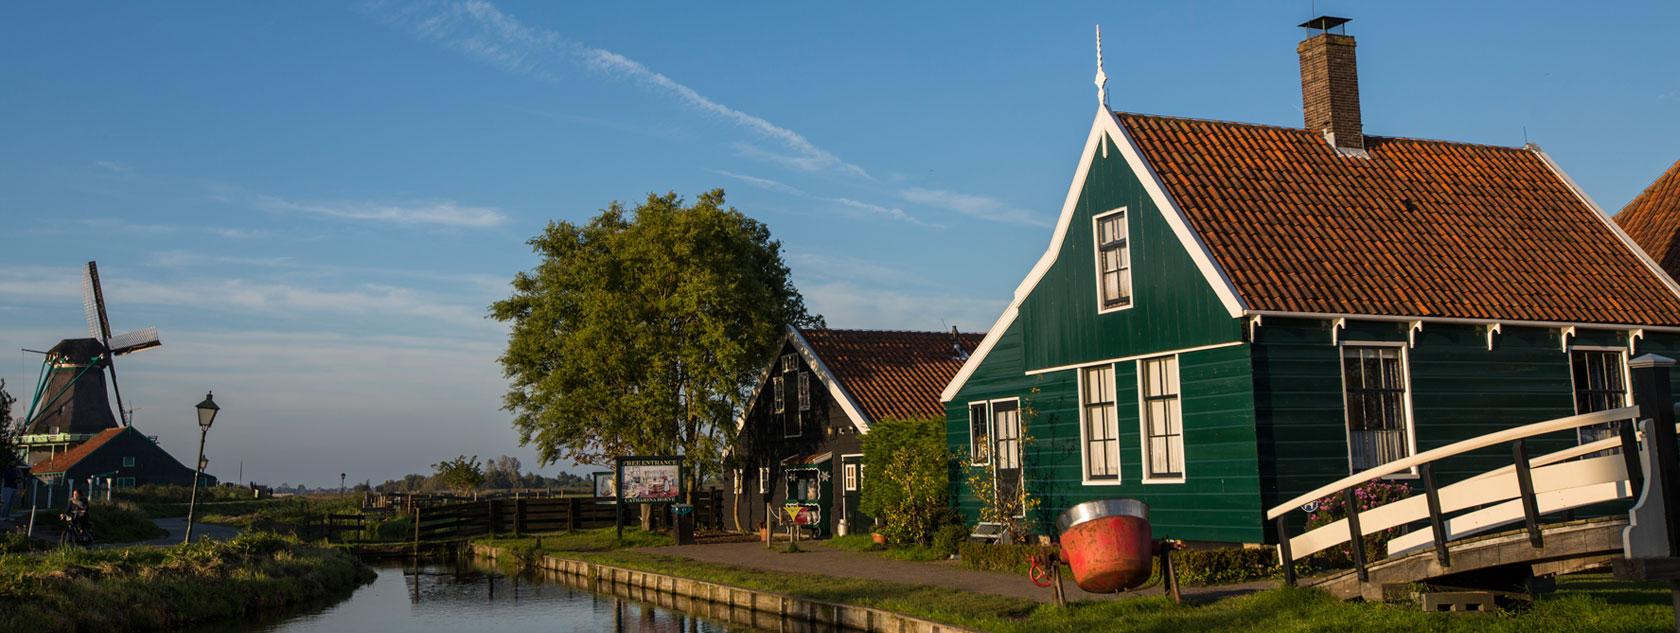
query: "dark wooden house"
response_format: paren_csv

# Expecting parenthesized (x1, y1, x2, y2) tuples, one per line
(942, 19, 1680, 545)
(731, 327, 981, 538)
(31, 425, 203, 490)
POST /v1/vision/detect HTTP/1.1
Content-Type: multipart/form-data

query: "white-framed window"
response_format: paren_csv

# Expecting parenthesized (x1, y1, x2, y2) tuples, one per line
(991, 399, 1027, 519)
(758, 466, 770, 494)
(1139, 356, 1185, 483)
(798, 372, 812, 411)
(122, 456, 136, 468)
(732, 469, 743, 494)
(967, 402, 992, 465)
(1570, 346, 1631, 445)
(773, 376, 786, 413)
(115, 477, 135, 488)
(1080, 365, 1121, 483)
(1341, 343, 1416, 474)
(782, 353, 797, 372)
(844, 464, 858, 491)
(1093, 208, 1132, 312)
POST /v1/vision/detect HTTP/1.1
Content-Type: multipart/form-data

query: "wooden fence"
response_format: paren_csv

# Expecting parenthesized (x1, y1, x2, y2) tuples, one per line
(413, 488, 728, 542)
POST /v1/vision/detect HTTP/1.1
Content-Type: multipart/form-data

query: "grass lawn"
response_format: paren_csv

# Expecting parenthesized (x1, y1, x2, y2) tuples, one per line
(475, 531, 1676, 632)
(825, 533, 951, 561)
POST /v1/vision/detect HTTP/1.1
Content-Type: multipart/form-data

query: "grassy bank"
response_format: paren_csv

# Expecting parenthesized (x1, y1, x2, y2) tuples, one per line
(0, 532, 375, 632)
(474, 532, 1674, 632)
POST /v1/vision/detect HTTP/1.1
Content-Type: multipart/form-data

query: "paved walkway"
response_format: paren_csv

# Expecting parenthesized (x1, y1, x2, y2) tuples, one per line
(141, 517, 240, 545)
(637, 540, 1274, 604)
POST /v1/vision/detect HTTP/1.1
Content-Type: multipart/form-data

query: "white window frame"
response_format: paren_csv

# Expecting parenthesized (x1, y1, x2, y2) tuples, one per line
(732, 469, 743, 494)
(844, 463, 858, 491)
(966, 401, 992, 466)
(1567, 345, 1632, 445)
(1077, 364, 1123, 485)
(122, 456, 136, 468)
(1092, 207, 1133, 314)
(1338, 341, 1419, 478)
(758, 466, 770, 494)
(798, 371, 812, 411)
(1137, 354, 1186, 484)
(782, 353, 797, 373)
(988, 397, 1028, 519)
(773, 376, 786, 414)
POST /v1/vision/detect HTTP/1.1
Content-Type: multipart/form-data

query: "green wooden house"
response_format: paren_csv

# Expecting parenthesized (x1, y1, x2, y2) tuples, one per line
(942, 19, 1680, 545)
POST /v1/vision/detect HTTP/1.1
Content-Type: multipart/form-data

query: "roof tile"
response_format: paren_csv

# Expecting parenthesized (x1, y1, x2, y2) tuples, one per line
(798, 329, 982, 422)
(1615, 160, 1680, 281)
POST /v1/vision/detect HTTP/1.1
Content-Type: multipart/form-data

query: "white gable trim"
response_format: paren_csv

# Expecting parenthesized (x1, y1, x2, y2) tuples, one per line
(940, 108, 1247, 403)
(736, 326, 873, 434)
(1528, 144, 1680, 301)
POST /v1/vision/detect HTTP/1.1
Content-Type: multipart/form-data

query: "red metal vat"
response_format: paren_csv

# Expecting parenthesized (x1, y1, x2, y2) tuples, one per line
(1056, 499, 1152, 593)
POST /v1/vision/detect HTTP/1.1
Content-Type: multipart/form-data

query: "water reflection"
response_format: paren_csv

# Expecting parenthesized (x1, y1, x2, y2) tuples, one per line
(207, 558, 748, 633)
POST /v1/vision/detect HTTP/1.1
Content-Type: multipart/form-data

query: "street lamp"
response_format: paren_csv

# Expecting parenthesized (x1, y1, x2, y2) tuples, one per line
(340, 473, 346, 495)
(183, 391, 219, 544)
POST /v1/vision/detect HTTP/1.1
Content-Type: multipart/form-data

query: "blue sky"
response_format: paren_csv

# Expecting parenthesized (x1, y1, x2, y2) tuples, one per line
(2, 2, 1676, 487)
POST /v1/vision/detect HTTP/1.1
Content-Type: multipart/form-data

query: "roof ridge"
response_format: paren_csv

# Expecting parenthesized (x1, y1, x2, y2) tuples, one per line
(799, 327, 984, 336)
(1112, 110, 1530, 153)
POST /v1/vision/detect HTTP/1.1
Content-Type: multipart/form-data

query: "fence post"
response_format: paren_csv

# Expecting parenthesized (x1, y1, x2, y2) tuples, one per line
(487, 500, 498, 539)
(1421, 463, 1451, 567)
(1630, 354, 1680, 555)
(568, 496, 581, 531)
(1275, 516, 1296, 586)
(514, 499, 526, 537)
(1344, 487, 1368, 582)
(1512, 440, 1544, 549)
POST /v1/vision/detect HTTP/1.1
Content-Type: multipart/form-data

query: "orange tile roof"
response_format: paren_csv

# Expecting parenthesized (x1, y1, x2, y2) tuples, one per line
(798, 329, 983, 422)
(1616, 160, 1680, 281)
(1116, 113, 1680, 325)
(31, 427, 125, 474)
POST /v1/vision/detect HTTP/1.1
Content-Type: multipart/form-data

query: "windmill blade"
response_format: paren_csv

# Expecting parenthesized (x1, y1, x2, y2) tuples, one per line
(82, 261, 113, 340)
(108, 327, 162, 356)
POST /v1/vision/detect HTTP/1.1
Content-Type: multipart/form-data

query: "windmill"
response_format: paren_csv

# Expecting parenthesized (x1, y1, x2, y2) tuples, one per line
(19, 262, 162, 465)
(80, 261, 161, 426)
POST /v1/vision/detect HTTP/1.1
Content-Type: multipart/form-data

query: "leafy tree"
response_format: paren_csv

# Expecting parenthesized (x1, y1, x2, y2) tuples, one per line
(0, 380, 19, 473)
(492, 189, 819, 499)
(431, 455, 485, 495)
(859, 417, 950, 545)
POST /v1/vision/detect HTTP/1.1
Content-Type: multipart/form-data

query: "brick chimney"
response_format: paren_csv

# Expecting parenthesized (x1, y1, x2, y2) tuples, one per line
(1297, 16, 1363, 153)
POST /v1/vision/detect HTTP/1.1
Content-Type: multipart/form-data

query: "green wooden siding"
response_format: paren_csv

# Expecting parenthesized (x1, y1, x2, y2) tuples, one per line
(1253, 317, 1662, 530)
(1017, 135, 1241, 369)
(946, 134, 1262, 544)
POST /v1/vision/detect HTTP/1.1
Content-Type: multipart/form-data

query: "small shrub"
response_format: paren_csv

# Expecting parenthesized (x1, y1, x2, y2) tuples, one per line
(931, 523, 968, 557)
(958, 541, 1057, 575)
(1174, 547, 1284, 586)
(90, 501, 168, 543)
(859, 417, 949, 546)
(1302, 480, 1412, 568)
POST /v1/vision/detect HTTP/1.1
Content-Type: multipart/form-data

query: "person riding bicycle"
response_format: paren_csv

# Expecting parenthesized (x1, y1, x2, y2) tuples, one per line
(62, 489, 92, 545)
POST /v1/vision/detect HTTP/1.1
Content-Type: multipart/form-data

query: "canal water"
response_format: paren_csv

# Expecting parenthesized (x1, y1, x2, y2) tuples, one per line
(200, 558, 758, 633)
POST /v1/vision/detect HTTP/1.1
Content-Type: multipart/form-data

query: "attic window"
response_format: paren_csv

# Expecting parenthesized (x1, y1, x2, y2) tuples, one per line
(798, 372, 812, 411)
(1094, 208, 1132, 312)
(782, 354, 797, 373)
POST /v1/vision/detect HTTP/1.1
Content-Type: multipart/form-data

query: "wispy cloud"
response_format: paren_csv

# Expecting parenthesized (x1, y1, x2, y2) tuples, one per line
(93, 160, 134, 173)
(799, 281, 1003, 332)
(713, 170, 938, 228)
(77, 218, 269, 240)
(252, 194, 508, 228)
(372, 0, 869, 179)
(145, 250, 509, 293)
(899, 188, 1049, 227)
(0, 266, 499, 333)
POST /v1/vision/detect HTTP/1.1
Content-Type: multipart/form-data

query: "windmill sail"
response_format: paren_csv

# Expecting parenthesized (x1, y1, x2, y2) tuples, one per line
(82, 262, 112, 340)
(108, 326, 162, 355)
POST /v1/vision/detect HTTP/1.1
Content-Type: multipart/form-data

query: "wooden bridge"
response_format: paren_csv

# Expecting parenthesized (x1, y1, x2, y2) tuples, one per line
(1268, 355, 1680, 606)
(412, 489, 728, 543)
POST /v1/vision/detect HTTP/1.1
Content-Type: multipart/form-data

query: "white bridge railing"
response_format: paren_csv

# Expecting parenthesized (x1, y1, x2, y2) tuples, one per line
(1267, 405, 1651, 585)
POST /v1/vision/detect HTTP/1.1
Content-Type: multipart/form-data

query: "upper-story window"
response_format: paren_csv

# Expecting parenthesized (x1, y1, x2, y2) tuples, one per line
(782, 353, 797, 372)
(1094, 208, 1132, 311)
(1570, 347, 1629, 445)
(773, 376, 786, 413)
(967, 402, 991, 465)
(798, 372, 812, 411)
(1081, 365, 1120, 482)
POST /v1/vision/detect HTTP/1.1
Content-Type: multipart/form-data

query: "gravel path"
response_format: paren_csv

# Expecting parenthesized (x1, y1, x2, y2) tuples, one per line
(637, 540, 1274, 604)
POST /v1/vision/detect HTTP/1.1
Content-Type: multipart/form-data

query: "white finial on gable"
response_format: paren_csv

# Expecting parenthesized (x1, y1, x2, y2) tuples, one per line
(1094, 24, 1108, 108)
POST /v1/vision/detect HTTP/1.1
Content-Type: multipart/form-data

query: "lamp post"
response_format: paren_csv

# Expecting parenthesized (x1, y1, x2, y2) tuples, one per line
(183, 392, 219, 544)
(340, 473, 347, 495)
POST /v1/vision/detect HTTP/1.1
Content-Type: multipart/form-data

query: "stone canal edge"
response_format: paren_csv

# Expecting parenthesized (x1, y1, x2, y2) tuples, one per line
(469, 544, 978, 633)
